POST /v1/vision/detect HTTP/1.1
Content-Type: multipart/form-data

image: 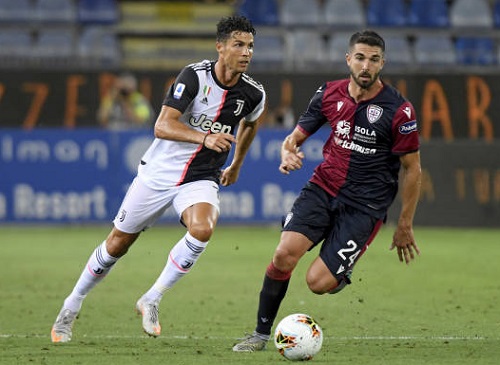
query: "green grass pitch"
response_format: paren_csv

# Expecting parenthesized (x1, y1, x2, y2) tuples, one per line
(0, 224, 499, 365)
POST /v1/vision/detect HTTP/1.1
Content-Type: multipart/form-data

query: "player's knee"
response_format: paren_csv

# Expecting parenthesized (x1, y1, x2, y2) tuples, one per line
(273, 247, 299, 272)
(188, 224, 214, 243)
(306, 275, 330, 295)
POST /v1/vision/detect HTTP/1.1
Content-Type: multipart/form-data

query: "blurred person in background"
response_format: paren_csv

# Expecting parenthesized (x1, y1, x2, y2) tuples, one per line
(233, 30, 421, 352)
(51, 15, 266, 343)
(97, 72, 154, 130)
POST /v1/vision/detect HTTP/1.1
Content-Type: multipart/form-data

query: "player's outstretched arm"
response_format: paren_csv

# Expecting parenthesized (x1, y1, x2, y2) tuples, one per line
(390, 151, 422, 264)
(279, 127, 307, 174)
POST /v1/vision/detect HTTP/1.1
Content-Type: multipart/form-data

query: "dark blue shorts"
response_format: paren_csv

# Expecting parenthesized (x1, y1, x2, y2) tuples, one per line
(282, 182, 383, 282)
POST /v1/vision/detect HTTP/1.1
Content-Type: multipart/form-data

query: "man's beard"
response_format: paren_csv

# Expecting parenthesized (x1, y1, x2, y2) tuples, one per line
(350, 70, 380, 90)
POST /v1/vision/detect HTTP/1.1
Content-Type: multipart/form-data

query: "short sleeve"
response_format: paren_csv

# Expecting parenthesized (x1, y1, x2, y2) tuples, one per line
(244, 90, 266, 122)
(163, 66, 199, 113)
(391, 101, 420, 154)
(297, 83, 328, 136)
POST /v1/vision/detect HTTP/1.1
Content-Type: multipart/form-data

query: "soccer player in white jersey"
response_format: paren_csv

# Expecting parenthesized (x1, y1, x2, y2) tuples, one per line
(51, 15, 266, 343)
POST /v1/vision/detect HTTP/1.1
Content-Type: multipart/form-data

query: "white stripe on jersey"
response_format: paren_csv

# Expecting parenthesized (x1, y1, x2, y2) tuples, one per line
(241, 73, 265, 92)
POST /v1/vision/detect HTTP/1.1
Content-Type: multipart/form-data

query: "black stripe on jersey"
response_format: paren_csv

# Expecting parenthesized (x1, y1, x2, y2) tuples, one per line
(241, 73, 264, 92)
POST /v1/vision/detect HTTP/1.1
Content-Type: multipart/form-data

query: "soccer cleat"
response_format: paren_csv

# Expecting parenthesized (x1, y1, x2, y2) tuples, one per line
(135, 297, 161, 337)
(51, 308, 78, 343)
(232, 333, 268, 352)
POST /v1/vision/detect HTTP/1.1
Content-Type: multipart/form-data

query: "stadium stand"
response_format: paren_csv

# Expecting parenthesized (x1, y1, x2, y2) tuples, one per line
(251, 34, 285, 70)
(450, 0, 494, 28)
(1, 0, 500, 71)
(323, 0, 366, 28)
(280, 0, 321, 26)
(35, 0, 77, 24)
(0, 29, 33, 68)
(414, 34, 456, 65)
(77, 0, 120, 25)
(236, 0, 279, 26)
(455, 37, 497, 65)
(408, 0, 450, 28)
(495, 0, 500, 27)
(0, 0, 34, 24)
(122, 37, 215, 70)
(77, 26, 121, 68)
(383, 34, 413, 66)
(366, 0, 407, 27)
(286, 29, 327, 70)
(33, 29, 75, 67)
(327, 32, 352, 64)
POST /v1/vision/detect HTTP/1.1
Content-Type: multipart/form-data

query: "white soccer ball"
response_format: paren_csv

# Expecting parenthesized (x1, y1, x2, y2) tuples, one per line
(274, 313, 323, 361)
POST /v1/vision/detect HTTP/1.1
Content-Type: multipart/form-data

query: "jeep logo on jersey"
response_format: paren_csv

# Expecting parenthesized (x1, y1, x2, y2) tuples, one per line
(399, 120, 417, 134)
(367, 104, 383, 123)
(189, 114, 232, 134)
(234, 99, 244, 116)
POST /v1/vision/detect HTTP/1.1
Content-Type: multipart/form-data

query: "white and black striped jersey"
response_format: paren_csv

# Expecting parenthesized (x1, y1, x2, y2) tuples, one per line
(138, 60, 266, 190)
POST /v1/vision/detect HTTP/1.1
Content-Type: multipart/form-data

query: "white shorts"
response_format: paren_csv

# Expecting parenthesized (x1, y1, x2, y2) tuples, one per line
(113, 177, 220, 233)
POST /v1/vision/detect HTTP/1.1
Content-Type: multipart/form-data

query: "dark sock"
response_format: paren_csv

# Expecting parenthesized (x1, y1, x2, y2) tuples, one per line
(255, 262, 291, 336)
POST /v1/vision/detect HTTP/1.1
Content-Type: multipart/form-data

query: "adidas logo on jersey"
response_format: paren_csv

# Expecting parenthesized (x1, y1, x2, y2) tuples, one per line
(189, 114, 232, 134)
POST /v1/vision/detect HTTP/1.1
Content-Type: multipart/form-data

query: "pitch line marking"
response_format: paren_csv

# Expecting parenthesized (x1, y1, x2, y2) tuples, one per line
(0, 334, 490, 341)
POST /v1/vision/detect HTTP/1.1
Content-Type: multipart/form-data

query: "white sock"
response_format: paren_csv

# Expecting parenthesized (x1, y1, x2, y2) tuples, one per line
(143, 232, 208, 302)
(63, 241, 118, 312)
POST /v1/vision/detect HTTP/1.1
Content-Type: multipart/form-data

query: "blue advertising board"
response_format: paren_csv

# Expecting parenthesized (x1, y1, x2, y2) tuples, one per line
(0, 129, 328, 224)
(2, 129, 499, 227)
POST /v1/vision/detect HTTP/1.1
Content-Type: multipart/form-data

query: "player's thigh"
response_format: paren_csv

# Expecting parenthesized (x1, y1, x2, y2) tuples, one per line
(320, 205, 382, 282)
(306, 256, 337, 294)
(114, 177, 175, 233)
(174, 180, 220, 216)
(282, 182, 332, 245)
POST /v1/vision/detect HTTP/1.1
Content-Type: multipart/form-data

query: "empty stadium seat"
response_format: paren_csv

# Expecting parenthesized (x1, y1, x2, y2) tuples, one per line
(286, 30, 326, 70)
(78, 27, 121, 68)
(78, 0, 119, 25)
(327, 32, 352, 64)
(455, 37, 496, 65)
(323, 0, 365, 28)
(33, 29, 75, 66)
(366, 0, 407, 27)
(408, 0, 449, 27)
(494, 0, 500, 27)
(0, 0, 34, 24)
(0, 29, 33, 68)
(252, 34, 285, 69)
(36, 0, 77, 24)
(450, 0, 493, 28)
(237, 0, 279, 26)
(280, 0, 321, 26)
(414, 35, 456, 65)
(384, 35, 413, 65)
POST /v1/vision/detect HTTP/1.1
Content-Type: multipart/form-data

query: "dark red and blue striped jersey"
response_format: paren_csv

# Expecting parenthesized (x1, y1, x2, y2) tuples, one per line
(297, 79, 419, 219)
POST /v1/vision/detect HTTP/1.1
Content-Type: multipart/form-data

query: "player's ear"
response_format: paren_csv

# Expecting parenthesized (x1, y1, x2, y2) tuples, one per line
(216, 41, 224, 54)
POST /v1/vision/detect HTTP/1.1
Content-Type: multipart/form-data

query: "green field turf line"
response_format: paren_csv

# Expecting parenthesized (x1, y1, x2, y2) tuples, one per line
(0, 334, 491, 341)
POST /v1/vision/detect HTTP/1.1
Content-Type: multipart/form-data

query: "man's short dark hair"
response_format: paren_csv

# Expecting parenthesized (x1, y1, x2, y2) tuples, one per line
(216, 15, 256, 43)
(349, 30, 385, 53)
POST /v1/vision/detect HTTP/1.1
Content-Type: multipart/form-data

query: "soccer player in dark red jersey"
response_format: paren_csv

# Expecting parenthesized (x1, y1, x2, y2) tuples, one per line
(233, 30, 421, 352)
